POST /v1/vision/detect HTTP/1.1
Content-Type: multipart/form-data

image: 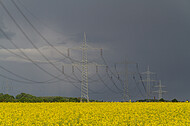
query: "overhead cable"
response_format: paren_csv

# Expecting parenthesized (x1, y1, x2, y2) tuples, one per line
(0, 1, 80, 83)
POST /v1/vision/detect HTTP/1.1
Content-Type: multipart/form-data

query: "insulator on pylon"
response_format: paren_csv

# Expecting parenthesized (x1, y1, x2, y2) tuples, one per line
(62, 65, 64, 74)
(118, 74, 120, 79)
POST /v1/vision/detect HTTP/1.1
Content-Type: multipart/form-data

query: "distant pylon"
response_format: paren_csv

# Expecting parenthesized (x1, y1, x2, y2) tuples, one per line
(115, 59, 136, 102)
(153, 80, 167, 100)
(141, 66, 156, 99)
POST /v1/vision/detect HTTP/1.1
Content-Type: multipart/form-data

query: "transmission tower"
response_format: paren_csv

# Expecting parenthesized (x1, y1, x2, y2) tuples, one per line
(115, 59, 136, 102)
(64, 32, 103, 102)
(141, 66, 156, 99)
(153, 80, 167, 100)
(81, 32, 88, 102)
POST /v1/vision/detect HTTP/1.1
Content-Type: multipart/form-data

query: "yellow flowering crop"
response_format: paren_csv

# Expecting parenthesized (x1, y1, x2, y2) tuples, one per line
(0, 102, 189, 125)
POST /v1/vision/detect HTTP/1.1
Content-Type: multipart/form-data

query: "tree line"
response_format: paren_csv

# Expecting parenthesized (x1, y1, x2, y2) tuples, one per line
(0, 93, 101, 102)
(0, 93, 185, 102)
(136, 98, 183, 102)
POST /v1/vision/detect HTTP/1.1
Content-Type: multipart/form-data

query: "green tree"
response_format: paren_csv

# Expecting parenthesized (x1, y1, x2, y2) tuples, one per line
(171, 99, 178, 102)
(53, 96, 66, 102)
(0, 94, 14, 102)
(16, 93, 36, 99)
(159, 98, 165, 102)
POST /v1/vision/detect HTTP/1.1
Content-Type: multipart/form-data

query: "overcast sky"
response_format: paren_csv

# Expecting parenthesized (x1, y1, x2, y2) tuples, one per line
(0, 0, 190, 101)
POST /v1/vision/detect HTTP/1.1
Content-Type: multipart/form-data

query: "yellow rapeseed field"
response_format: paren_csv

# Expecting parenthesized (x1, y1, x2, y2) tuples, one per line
(0, 102, 189, 125)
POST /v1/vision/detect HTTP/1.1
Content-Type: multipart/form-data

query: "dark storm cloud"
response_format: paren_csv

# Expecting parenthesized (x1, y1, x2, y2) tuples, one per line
(0, 0, 190, 101)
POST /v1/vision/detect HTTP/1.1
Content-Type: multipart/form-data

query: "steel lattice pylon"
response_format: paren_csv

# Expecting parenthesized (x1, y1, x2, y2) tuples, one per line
(81, 32, 89, 102)
(141, 66, 156, 99)
(65, 32, 103, 102)
(153, 80, 167, 100)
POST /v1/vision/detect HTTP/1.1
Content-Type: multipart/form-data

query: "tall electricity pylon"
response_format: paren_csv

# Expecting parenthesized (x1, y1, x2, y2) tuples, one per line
(153, 80, 167, 100)
(65, 32, 103, 102)
(141, 66, 156, 99)
(81, 32, 88, 102)
(115, 59, 136, 102)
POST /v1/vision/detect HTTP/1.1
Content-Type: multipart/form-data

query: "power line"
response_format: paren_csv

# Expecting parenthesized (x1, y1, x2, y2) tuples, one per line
(115, 59, 137, 102)
(114, 64, 124, 88)
(95, 61, 123, 93)
(0, 1, 80, 84)
(0, 30, 100, 95)
(10, 0, 90, 83)
(11, 0, 79, 81)
(0, 42, 67, 64)
(136, 63, 147, 93)
(0, 0, 162, 102)
(0, 26, 77, 83)
(10, 0, 79, 63)
(106, 70, 123, 92)
(0, 43, 26, 60)
(97, 72, 121, 94)
(101, 55, 123, 92)
(0, 30, 78, 84)
(10, 0, 100, 84)
(0, 64, 65, 84)
(0, 72, 62, 84)
(92, 72, 115, 93)
(132, 75, 144, 97)
(0, 33, 68, 84)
